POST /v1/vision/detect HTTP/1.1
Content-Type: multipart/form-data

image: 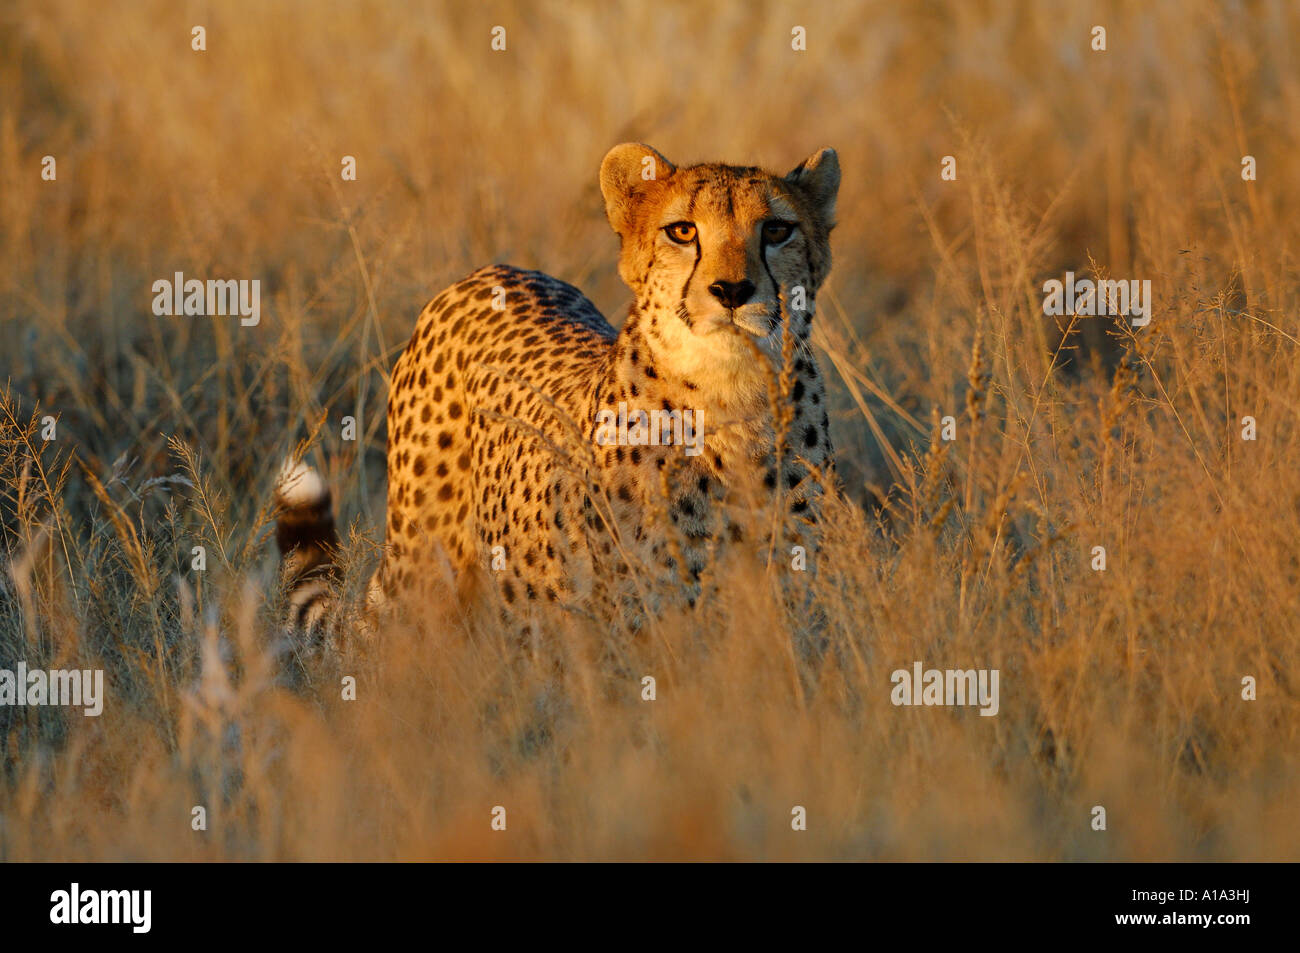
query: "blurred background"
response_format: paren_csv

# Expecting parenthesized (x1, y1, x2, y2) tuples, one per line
(4, 0, 1295, 506)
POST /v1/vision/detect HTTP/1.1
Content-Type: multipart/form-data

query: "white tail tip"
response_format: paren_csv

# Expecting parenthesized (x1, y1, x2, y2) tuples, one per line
(275, 460, 328, 508)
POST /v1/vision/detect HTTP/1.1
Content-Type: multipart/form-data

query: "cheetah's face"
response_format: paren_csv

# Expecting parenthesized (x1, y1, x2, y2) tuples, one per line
(600, 143, 839, 358)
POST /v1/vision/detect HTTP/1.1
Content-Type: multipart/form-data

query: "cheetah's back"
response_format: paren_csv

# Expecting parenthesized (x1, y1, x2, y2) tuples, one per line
(379, 265, 616, 605)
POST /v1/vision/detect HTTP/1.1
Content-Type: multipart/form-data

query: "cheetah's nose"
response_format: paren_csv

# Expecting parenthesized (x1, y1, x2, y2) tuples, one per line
(707, 279, 756, 310)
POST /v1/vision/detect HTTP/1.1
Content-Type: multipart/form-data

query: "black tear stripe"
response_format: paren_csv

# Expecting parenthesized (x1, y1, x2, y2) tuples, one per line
(680, 240, 700, 327)
(761, 245, 782, 332)
(670, 181, 706, 329)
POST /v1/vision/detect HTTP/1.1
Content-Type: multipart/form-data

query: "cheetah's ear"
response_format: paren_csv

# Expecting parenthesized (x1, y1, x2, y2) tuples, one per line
(785, 148, 840, 228)
(600, 143, 676, 237)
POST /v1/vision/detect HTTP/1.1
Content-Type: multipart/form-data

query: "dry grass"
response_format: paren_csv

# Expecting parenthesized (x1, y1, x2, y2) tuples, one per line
(2, 0, 1298, 860)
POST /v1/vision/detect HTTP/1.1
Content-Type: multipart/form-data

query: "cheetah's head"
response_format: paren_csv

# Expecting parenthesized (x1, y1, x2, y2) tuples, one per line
(600, 143, 839, 373)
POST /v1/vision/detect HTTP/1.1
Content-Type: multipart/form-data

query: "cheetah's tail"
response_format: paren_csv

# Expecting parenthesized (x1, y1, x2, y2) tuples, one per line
(273, 460, 341, 634)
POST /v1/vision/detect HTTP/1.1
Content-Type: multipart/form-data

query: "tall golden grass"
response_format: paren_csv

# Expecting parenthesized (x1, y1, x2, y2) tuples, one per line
(1, 0, 1298, 860)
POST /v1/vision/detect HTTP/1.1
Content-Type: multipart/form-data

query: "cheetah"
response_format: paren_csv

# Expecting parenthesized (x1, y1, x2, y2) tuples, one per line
(275, 143, 839, 632)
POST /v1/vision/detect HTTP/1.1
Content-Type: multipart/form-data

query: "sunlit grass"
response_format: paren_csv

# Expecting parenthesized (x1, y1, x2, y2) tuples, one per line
(1, 0, 1298, 860)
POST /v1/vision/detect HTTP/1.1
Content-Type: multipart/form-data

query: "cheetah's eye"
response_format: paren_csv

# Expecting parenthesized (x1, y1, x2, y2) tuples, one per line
(664, 222, 697, 244)
(762, 221, 796, 245)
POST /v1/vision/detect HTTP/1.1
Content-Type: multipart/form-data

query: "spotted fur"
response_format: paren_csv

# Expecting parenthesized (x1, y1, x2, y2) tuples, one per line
(276, 143, 840, 627)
